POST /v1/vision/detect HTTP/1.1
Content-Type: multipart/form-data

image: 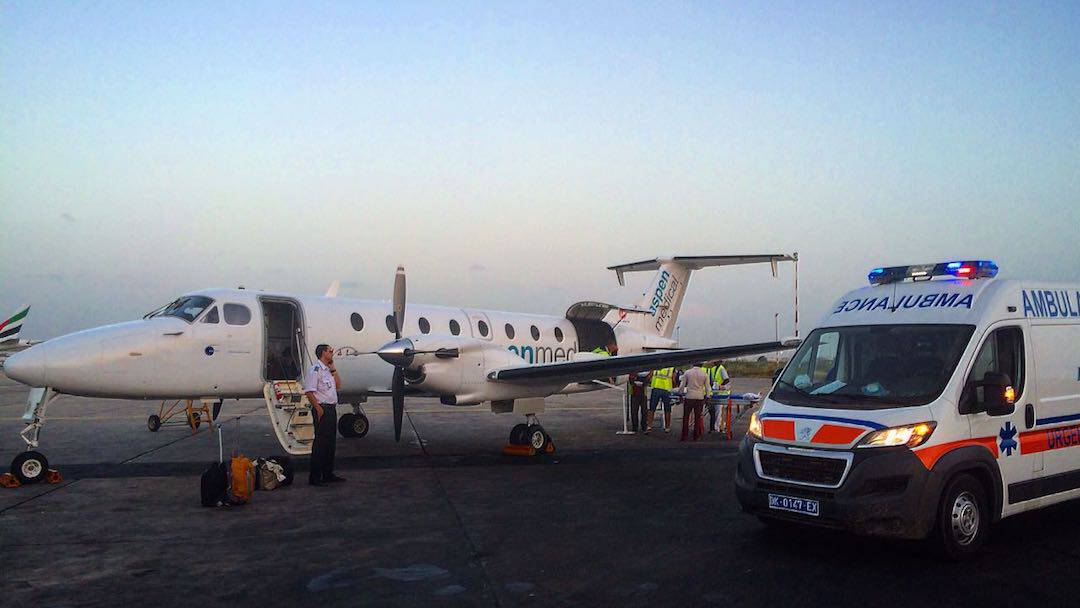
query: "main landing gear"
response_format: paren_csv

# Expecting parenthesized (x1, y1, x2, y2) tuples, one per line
(506, 414, 554, 455)
(338, 403, 370, 439)
(11, 387, 59, 484)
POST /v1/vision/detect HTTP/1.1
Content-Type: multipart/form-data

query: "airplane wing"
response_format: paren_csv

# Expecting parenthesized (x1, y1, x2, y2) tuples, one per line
(487, 340, 798, 386)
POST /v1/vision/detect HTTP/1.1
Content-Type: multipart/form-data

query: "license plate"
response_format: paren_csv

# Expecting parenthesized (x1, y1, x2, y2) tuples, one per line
(768, 493, 820, 517)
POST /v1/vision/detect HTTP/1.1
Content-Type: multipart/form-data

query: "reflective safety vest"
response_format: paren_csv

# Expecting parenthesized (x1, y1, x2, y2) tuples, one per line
(707, 365, 731, 397)
(651, 367, 674, 391)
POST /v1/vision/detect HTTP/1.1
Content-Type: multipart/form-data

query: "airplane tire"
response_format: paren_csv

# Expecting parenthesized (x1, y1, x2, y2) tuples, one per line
(338, 413, 357, 438)
(147, 415, 161, 432)
(509, 424, 529, 445)
(12, 451, 48, 484)
(528, 425, 548, 451)
(351, 413, 369, 438)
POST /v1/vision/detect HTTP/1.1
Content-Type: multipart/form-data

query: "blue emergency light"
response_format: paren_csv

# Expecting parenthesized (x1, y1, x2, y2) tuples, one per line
(868, 260, 998, 285)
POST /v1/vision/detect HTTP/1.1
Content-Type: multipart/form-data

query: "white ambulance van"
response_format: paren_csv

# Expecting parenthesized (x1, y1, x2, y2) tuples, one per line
(735, 260, 1080, 558)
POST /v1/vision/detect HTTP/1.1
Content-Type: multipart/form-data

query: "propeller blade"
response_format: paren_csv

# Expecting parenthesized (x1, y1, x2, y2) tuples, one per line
(393, 265, 406, 340)
(392, 366, 404, 442)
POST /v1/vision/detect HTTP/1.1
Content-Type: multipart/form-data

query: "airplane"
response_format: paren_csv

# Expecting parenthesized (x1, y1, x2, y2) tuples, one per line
(3, 255, 800, 484)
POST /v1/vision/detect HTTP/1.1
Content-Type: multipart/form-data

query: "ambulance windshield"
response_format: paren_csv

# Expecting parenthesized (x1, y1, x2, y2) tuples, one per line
(772, 324, 975, 409)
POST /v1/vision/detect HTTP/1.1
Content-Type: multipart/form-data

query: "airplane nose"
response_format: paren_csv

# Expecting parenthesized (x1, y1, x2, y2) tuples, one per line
(4, 346, 46, 387)
(376, 338, 414, 368)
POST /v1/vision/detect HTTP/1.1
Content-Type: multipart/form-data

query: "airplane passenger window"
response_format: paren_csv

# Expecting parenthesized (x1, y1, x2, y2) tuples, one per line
(531, 325, 540, 341)
(478, 320, 489, 337)
(350, 313, 364, 332)
(505, 323, 515, 339)
(223, 304, 251, 325)
(554, 327, 564, 342)
(202, 307, 219, 324)
(419, 317, 430, 334)
(385, 315, 397, 334)
(449, 319, 461, 335)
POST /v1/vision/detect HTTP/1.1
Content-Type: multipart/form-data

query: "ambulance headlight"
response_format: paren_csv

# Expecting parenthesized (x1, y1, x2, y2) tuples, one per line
(857, 422, 936, 448)
(748, 412, 763, 439)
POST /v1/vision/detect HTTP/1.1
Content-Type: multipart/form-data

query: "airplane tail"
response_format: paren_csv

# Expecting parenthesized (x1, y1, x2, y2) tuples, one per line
(607, 255, 795, 339)
(0, 305, 29, 344)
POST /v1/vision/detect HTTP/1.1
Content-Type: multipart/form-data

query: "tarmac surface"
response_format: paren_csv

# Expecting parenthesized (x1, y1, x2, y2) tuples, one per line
(3, 374, 1080, 607)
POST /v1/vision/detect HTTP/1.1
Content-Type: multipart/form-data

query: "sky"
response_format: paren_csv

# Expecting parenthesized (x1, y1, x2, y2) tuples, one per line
(3, 1, 1078, 346)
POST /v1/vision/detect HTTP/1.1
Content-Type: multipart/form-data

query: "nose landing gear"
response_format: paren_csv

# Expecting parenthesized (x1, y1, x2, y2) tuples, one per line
(10, 387, 60, 485)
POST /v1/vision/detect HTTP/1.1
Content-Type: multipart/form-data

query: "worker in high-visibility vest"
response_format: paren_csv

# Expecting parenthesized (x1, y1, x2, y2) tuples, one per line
(647, 366, 676, 433)
(705, 360, 732, 433)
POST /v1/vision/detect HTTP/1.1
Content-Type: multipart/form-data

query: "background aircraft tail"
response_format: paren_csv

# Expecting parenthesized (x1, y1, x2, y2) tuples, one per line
(608, 255, 795, 339)
(0, 305, 29, 344)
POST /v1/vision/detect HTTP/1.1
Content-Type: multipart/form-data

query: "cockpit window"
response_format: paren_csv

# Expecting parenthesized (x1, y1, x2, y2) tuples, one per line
(202, 307, 220, 323)
(150, 296, 214, 323)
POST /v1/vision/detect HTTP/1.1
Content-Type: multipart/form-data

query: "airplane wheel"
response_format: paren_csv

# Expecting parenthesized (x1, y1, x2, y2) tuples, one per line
(12, 451, 49, 484)
(509, 423, 529, 445)
(338, 413, 356, 438)
(528, 425, 549, 451)
(147, 415, 161, 432)
(351, 413, 369, 438)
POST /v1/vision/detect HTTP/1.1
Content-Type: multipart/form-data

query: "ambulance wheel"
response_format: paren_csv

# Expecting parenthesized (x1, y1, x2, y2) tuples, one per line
(935, 473, 988, 560)
(147, 414, 161, 432)
(338, 413, 369, 439)
(509, 424, 529, 445)
(527, 425, 549, 451)
(12, 451, 48, 485)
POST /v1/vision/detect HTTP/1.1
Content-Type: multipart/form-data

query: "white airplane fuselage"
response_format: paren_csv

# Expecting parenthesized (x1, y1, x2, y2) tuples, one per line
(6, 288, 639, 401)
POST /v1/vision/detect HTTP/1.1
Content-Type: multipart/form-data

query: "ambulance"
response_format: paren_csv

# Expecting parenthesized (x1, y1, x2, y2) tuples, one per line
(735, 260, 1080, 558)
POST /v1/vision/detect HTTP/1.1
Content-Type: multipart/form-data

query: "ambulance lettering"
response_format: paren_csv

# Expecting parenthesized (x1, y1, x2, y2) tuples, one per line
(1021, 289, 1080, 318)
(832, 293, 974, 315)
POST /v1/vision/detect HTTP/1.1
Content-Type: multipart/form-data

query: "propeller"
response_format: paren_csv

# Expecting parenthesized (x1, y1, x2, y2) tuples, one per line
(391, 265, 406, 441)
(378, 265, 460, 441)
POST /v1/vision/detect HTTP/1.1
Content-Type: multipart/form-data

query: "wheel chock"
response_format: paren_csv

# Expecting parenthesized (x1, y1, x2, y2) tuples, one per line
(0, 473, 20, 489)
(45, 469, 63, 484)
(502, 444, 535, 457)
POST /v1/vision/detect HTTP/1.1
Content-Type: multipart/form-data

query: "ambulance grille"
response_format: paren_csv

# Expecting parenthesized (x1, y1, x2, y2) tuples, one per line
(758, 450, 847, 486)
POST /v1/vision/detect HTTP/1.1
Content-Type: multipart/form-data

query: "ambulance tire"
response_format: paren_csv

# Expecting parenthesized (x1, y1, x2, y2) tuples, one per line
(934, 473, 988, 560)
(147, 415, 161, 432)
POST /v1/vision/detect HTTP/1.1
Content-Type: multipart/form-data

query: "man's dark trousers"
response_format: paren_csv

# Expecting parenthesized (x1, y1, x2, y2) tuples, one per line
(309, 403, 337, 483)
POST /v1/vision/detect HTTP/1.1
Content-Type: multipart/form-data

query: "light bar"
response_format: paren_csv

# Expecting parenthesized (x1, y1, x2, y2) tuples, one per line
(868, 260, 998, 285)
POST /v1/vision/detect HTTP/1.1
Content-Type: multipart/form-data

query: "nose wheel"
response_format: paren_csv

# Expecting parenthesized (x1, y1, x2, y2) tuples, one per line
(11, 451, 49, 484)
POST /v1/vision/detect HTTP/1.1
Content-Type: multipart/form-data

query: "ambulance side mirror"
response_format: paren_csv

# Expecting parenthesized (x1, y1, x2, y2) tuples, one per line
(976, 372, 1016, 417)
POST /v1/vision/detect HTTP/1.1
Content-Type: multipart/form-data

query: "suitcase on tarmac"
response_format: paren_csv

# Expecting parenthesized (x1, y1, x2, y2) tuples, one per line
(227, 454, 255, 505)
(200, 462, 228, 507)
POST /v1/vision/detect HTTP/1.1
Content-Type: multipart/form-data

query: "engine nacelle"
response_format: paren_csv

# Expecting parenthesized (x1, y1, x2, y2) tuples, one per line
(399, 335, 565, 404)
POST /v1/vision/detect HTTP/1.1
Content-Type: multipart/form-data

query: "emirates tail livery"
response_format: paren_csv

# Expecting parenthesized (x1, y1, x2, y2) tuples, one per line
(4, 255, 798, 483)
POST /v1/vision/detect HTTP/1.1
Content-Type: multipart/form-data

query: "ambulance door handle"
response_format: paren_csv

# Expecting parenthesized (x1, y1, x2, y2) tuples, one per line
(1024, 403, 1035, 429)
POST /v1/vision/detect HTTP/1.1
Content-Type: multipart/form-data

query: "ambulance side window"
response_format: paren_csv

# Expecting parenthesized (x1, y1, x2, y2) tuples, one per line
(965, 327, 1025, 411)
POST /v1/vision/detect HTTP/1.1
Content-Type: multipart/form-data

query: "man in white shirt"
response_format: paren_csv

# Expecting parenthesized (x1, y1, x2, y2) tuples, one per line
(303, 344, 345, 486)
(677, 365, 709, 441)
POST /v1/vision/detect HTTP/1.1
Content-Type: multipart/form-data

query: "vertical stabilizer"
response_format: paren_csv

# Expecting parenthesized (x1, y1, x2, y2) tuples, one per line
(606, 255, 796, 340)
(0, 305, 29, 344)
